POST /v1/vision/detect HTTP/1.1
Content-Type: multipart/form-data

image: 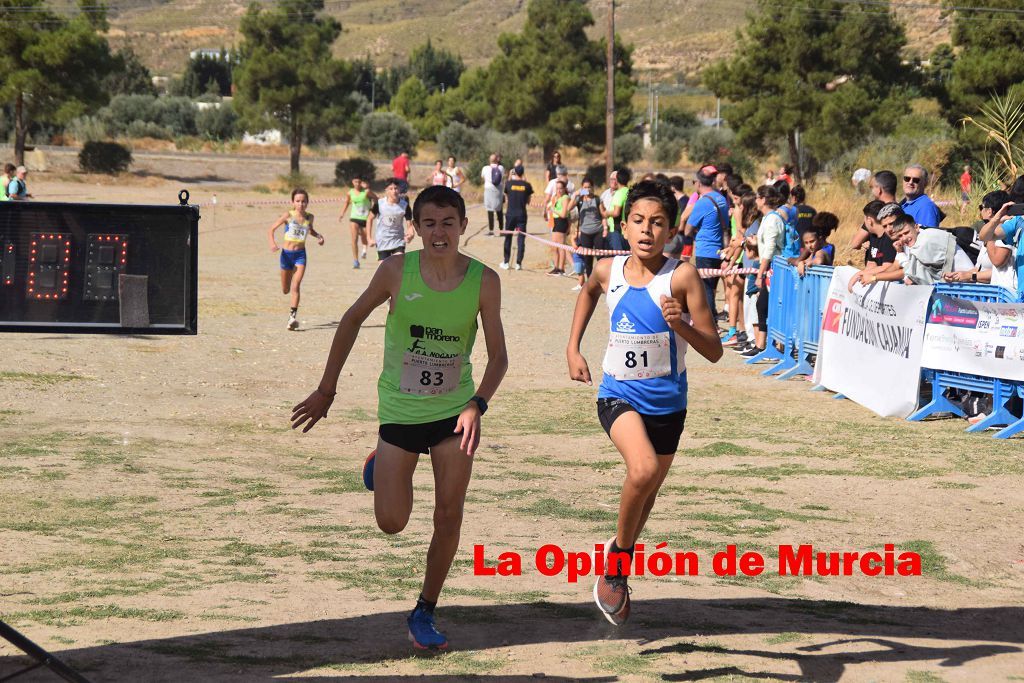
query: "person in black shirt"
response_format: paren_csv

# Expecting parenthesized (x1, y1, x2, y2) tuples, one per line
(790, 185, 816, 234)
(848, 199, 894, 267)
(500, 166, 534, 270)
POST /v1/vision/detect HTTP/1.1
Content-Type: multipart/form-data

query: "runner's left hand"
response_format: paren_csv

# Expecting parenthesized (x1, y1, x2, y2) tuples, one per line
(454, 404, 481, 456)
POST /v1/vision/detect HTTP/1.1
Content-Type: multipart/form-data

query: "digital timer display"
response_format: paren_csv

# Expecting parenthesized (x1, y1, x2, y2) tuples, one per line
(0, 200, 198, 334)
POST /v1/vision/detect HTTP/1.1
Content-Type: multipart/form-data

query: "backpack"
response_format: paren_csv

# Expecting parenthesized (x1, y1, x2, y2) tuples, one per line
(490, 165, 503, 188)
(780, 206, 801, 259)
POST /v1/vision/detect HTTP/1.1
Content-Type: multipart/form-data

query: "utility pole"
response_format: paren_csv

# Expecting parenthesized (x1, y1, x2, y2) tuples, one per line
(605, 0, 615, 180)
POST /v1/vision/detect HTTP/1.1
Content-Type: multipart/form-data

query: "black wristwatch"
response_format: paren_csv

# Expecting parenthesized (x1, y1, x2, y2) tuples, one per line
(971, 272, 978, 282)
(469, 395, 488, 415)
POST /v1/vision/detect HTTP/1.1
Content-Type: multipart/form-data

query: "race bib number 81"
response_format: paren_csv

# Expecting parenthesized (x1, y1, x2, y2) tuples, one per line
(604, 331, 671, 380)
(400, 352, 461, 395)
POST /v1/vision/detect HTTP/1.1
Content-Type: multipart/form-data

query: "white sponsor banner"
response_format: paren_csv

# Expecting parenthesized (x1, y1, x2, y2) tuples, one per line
(813, 266, 932, 418)
(920, 294, 1024, 382)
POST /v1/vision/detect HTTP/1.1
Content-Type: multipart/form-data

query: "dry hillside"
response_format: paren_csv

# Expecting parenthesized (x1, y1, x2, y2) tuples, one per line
(103, 0, 950, 84)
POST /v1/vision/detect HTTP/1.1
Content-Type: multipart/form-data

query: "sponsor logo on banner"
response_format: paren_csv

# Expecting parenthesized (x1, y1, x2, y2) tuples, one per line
(928, 295, 979, 328)
(823, 298, 842, 333)
(921, 294, 1024, 382)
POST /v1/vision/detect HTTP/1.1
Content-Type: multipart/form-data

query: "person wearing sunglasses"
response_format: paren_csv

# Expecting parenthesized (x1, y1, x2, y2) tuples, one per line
(899, 164, 943, 228)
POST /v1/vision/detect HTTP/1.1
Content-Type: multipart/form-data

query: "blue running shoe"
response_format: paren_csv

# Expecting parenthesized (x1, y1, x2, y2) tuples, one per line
(362, 450, 376, 491)
(407, 606, 448, 650)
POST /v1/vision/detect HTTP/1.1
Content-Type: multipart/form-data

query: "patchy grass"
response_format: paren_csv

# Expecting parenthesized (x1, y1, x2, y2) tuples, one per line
(518, 497, 617, 522)
(0, 371, 84, 386)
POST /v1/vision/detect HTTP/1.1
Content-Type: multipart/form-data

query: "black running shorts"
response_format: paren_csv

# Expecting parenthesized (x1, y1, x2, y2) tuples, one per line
(379, 414, 461, 454)
(596, 398, 686, 455)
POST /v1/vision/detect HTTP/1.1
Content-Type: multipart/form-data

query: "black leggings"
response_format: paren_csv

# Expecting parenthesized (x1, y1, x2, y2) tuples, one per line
(756, 282, 770, 332)
(487, 210, 504, 233)
(577, 232, 603, 277)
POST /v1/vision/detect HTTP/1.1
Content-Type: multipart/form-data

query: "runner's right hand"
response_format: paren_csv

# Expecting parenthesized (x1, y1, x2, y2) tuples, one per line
(567, 351, 592, 385)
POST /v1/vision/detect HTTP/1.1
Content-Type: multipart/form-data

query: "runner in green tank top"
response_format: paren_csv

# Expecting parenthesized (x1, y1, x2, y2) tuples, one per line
(339, 175, 376, 269)
(292, 186, 508, 651)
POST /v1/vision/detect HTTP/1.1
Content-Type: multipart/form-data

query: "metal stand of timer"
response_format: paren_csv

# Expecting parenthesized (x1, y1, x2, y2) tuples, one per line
(0, 620, 93, 682)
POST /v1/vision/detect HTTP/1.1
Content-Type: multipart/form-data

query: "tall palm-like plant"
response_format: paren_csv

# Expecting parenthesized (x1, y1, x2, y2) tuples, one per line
(961, 93, 1024, 180)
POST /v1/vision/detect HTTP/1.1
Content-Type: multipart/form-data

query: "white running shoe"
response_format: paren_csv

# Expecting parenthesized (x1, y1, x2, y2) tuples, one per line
(499, 262, 509, 270)
(287, 315, 299, 331)
(514, 263, 522, 271)
(571, 284, 583, 291)
(361, 246, 367, 258)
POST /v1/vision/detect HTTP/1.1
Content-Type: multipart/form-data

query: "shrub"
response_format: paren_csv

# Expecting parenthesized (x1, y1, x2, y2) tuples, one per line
(196, 104, 238, 140)
(66, 116, 109, 143)
(614, 133, 644, 167)
(103, 94, 158, 133)
(357, 112, 418, 158)
(126, 120, 172, 140)
(437, 121, 484, 163)
(655, 138, 685, 168)
(79, 141, 133, 174)
(152, 96, 197, 136)
(335, 157, 377, 186)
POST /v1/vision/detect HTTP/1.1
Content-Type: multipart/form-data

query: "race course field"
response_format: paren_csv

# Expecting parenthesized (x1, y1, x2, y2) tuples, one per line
(2, 171, 1023, 682)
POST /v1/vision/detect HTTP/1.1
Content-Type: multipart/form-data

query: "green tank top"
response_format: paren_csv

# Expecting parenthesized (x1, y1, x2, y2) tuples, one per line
(349, 188, 370, 220)
(553, 195, 568, 217)
(378, 250, 483, 425)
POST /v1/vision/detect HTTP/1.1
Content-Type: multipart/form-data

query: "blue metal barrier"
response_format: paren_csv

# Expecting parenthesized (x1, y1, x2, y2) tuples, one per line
(746, 257, 792, 370)
(746, 258, 834, 381)
(777, 264, 834, 380)
(908, 283, 1021, 439)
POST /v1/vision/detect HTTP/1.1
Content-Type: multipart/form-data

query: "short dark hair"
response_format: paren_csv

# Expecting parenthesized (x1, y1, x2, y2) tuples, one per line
(863, 199, 885, 219)
(653, 172, 670, 185)
(624, 179, 678, 229)
(291, 188, 308, 200)
(696, 169, 715, 187)
(892, 213, 917, 232)
(734, 182, 753, 197)
(615, 168, 631, 186)
(3, 163, 14, 174)
(581, 176, 594, 186)
(668, 175, 685, 192)
(772, 179, 790, 199)
(726, 174, 745, 195)
(413, 185, 466, 222)
(874, 170, 897, 196)
(811, 211, 839, 238)
(757, 184, 784, 209)
(716, 162, 734, 176)
(981, 190, 1010, 211)
(790, 184, 806, 203)
(383, 177, 400, 188)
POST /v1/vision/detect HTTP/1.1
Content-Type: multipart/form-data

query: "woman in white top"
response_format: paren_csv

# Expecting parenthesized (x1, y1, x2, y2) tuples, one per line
(445, 156, 466, 193)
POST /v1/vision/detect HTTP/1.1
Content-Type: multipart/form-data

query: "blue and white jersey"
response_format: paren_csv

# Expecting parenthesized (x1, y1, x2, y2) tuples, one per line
(598, 255, 689, 414)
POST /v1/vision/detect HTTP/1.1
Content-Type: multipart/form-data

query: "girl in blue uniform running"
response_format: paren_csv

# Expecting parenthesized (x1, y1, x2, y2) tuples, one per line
(268, 189, 324, 330)
(566, 180, 722, 625)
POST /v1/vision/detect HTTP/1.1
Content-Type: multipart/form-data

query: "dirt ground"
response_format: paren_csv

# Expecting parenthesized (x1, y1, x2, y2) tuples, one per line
(1, 157, 1023, 682)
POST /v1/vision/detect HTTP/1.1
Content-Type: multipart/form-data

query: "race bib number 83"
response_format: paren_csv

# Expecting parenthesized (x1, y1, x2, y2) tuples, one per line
(603, 331, 671, 380)
(400, 352, 461, 395)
